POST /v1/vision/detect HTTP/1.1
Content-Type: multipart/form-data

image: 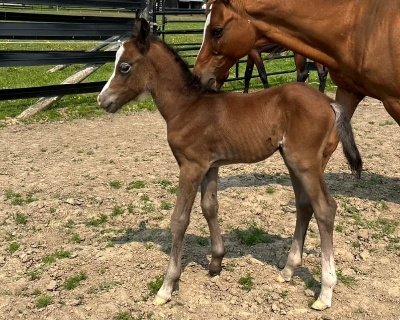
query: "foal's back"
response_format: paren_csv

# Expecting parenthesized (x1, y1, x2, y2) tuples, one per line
(169, 82, 336, 166)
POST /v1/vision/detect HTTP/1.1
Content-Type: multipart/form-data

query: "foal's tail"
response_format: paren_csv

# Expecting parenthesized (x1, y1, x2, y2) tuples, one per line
(331, 102, 363, 178)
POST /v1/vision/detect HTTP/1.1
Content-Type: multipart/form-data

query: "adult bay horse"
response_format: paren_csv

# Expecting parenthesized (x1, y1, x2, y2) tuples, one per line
(194, 0, 400, 125)
(97, 18, 362, 311)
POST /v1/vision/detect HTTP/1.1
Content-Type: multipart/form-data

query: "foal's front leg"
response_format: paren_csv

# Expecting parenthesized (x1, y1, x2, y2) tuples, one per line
(154, 163, 206, 305)
(201, 167, 225, 275)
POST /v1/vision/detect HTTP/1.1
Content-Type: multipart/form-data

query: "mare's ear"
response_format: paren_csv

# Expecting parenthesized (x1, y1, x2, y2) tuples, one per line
(132, 18, 150, 54)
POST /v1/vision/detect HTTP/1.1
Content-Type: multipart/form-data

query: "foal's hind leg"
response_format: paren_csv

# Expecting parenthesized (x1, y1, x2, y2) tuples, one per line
(201, 167, 225, 275)
(277, 168, 313, 283)
(296, 169, 338, 310)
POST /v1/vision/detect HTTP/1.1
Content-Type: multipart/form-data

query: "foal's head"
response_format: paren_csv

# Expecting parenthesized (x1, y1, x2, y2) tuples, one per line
(194, 0, 258, 89)
(97, 18, 153, 113)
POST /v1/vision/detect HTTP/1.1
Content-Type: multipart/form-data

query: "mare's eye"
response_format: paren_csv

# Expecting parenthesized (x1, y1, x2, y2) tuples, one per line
(119, 62, 131, 74)
(211, 28, 223, 38)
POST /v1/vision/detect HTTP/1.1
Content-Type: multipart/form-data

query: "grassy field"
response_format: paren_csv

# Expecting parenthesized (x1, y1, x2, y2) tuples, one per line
(0, 13, 336, 121)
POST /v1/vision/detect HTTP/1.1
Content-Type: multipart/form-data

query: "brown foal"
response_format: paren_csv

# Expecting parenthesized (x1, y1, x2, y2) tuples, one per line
(97, 19, 362, 310)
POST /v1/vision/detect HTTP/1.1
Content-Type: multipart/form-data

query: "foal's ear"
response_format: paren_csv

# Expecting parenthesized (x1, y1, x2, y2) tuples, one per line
(132, 18, 150, 53)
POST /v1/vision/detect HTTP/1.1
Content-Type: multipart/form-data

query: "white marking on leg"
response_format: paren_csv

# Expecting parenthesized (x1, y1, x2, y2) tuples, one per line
(319, 253, 337, 307)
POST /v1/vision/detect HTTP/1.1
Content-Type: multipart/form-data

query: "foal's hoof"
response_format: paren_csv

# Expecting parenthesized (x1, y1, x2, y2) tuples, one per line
(153, 295, 168, 306)
(276, 274, 289, 283)
(311, 299, 329, 311)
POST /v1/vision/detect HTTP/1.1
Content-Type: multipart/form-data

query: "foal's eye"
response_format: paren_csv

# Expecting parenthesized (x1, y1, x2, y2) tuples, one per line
(119, 62, 131, 74)
(211, 28, 223, 38)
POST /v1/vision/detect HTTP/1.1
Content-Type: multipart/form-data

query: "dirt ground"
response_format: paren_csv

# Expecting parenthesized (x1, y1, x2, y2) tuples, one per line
(0, 97, 399, 320)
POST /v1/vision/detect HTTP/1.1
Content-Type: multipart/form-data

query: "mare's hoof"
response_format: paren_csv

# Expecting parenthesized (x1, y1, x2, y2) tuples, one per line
(153, 295, 168, 306)
(311, 299, 329, 311)
(276, 274, 289, 283)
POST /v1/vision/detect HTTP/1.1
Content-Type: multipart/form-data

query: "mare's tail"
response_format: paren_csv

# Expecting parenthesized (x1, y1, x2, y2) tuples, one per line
(330, 102, 363, 178)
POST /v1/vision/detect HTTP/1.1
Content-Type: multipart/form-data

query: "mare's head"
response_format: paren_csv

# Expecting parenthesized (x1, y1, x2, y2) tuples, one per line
(194, 0, 257, 89)
(97, 18, 153, 113)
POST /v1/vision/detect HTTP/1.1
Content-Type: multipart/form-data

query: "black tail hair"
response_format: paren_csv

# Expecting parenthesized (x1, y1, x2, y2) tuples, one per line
(331, 102, 362, 178)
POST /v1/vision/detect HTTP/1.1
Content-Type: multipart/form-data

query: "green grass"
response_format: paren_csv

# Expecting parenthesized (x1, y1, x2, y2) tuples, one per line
(126, 180, 146, 190)
(85, 214, 108, 227)
(35, 295, 53, 308)
(238, 273, 254, 292)
(147, 275, 164, 296)
(42, 250, 71, 264)
(64, 271, 87, 290)
(8, 242, 20, 254)
(235, 222, 274, 245)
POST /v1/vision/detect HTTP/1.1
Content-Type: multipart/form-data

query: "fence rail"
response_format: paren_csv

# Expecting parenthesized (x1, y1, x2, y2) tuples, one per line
(0, 0, 146, 101)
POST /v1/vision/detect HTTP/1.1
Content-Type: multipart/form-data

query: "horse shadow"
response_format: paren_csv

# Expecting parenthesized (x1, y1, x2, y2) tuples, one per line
(112, 221, 321, 298)
(218, 171, 400, 204)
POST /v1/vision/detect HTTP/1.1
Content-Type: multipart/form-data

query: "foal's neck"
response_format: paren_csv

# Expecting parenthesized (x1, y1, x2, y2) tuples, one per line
(147, 41, 203, 122)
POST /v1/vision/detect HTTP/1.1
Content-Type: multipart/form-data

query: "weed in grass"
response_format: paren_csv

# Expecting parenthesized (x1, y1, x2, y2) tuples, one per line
(158, 180, 172, 188)
(144, 242, 154, 250)
(32, 288, 41, 296)
(167, 186, 179, 195)
(305, 278, 316, 288)
(160, 200, 172, 210)
(42, 250, 71, 264)
(36, 295, 52, 308)
(197, 237, 209, 246)
(112, 206, 125, 216)
(126, 180, 145, 190)
(14, 212, 27, 225)
(85, 214, 108, 227)
(352, 241, 361, 249)
(147, 275, 164, 296)
(224, 261, 236, 272)
(27, 269, 41, 281)
(114, 311, 133, 320)
(140, 194, 150, 202)
(8, 242, 20, 254)
(64, 271, 87, 290)
(127, 203, 135, 213)
(64, 219, 75, 229)
(88, 281, 122, 294)
(279, 289, 289, 298)
(109, 181, 122, 189)
(239, 273, 254, 292)
(335, 225, 344, 233)
(235, 222, 273, 245)
(71, 233, 82, 243)
(336, 269, 357, 288)
(375, 200, 389, 210)
(379, 120, 395, 126)
(265, 186, 275, 194)
(386, 237, 400, 252)
(142, 202, 155, 214)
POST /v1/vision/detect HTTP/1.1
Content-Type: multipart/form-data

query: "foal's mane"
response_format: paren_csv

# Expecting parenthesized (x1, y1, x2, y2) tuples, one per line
(148, 35, 217, 94)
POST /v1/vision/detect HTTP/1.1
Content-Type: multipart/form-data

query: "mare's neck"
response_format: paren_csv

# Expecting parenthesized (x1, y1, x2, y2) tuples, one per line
(241, 0, 357, 70)
(147, 41, 202, 123)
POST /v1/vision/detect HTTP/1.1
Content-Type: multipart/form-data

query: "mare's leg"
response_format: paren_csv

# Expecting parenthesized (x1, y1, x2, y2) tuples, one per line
(251, 51, 269, 89)
(200, 167, 225, 275)
(294, 54, 309, 83)
(382, 98, 400, 125)
(316, 63, 328, 93)
(335, 86, 364, 118)
(155, 163, 207, 305)
(243, 56, 255, 93)
(277, 168, 313, 283)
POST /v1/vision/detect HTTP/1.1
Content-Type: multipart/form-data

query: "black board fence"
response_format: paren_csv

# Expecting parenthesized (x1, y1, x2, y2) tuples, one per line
(0, 0, 147, 101)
